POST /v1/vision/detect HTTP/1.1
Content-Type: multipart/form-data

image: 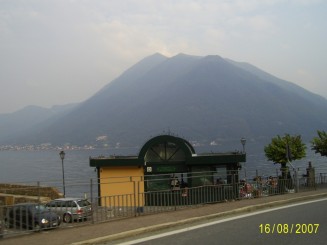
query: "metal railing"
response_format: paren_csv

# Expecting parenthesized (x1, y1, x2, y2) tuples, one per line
(1, 170, 327, 239)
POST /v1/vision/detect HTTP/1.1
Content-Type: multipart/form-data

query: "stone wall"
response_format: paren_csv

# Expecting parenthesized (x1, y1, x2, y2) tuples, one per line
(0, 183, 63, 206)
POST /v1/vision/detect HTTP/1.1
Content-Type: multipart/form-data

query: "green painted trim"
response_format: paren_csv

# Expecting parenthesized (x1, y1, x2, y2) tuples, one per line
(145, 163, 188, 174)
(89, 153, 245, 168)
(89, 157, 141, 167)
(187, 153, 246, 165)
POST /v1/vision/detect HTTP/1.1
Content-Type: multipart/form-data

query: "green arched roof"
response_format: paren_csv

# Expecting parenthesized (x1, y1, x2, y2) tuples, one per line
(138, 135, 195, 161)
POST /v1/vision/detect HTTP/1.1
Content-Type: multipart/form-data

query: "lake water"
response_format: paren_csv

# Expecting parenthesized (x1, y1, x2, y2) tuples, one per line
(0, 147, 139, 198)
(0, 145, 326, 197)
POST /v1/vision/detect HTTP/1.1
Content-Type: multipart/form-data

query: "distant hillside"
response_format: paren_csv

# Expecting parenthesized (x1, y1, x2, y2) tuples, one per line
(0, 104, 77, 144)
(2, 53, 327, 150)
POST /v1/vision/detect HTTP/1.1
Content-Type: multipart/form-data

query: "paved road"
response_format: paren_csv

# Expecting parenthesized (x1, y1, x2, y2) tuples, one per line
(111, 198, 327, 245)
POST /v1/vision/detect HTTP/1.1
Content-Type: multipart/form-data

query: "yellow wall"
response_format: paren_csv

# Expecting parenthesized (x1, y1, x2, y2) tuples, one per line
(99, 166, 144, 207)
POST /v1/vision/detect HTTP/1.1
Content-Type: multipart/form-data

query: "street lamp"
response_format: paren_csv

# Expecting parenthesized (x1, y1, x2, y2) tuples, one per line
(240, 137, 246, 153)
(59, 150, 66, 197)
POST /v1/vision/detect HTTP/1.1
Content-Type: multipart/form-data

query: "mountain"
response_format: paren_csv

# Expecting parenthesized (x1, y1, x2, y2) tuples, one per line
(0, 104, 77, 144)
(1, 53, 327, 150)
(225, 59, 327, 106)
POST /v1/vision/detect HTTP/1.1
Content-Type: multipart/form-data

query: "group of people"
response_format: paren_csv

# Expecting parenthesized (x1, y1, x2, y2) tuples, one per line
(170, 175, 189, 197)
(239, 175, 279, 198)
(169, 161, 315, 198)
(170, 176, 188, 190)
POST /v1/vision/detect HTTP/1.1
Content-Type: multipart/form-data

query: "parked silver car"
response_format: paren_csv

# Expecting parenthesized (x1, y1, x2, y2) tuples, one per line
(46, 198, 92, 223)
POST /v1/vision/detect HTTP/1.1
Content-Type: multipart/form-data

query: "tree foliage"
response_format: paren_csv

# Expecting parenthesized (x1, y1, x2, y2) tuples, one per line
(311, 130, 327, 157)
(264, 134, 306, 165)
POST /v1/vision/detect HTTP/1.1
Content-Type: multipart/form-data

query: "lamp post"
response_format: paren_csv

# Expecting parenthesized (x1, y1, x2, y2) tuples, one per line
(59, 150, 66, 197)
(240, 137, 246, 153)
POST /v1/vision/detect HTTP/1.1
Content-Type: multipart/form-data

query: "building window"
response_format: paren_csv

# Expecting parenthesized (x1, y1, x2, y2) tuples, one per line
(145, 174, 170, 191)
(145, 142, 186, 163)
(191, 166, 213, 187)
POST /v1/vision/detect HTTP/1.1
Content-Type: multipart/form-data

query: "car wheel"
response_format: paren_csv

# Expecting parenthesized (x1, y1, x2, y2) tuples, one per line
(63, 214, 72, 223)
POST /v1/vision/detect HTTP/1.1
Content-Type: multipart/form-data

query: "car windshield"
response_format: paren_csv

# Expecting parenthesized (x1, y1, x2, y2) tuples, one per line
(32, 204, 48, 212)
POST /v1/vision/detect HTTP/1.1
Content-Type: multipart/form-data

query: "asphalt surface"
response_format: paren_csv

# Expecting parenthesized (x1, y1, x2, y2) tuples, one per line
(1, 189, 326, 245)
(117, 198, 327, 245)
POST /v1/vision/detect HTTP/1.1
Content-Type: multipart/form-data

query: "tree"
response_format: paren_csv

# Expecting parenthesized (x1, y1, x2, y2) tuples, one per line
(311, 130, 327, 157)
(264, 134, 306, 179)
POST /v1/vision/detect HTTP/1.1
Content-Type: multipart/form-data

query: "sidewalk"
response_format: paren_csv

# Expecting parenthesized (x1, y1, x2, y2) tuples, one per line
(1, 189, 327, 245)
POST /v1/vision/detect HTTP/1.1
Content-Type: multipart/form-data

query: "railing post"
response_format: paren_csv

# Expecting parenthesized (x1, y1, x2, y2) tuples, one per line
(137, 180, 140, 216)
(232, 173, 236, 200)
(294, 169, 299, 193)
(37, 181, 40, 204)
(90, 178, 94, 224)
(0, 200, 3, 239)
(133, 180, 137, 217)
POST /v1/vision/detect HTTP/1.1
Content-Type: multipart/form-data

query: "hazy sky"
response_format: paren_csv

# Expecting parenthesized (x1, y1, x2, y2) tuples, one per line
(1, 0, 326, 114)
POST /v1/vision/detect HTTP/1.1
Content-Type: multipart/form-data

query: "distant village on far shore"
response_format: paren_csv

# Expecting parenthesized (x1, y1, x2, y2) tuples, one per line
(0, 138, 210, 152)
(0, 143, 96, 151)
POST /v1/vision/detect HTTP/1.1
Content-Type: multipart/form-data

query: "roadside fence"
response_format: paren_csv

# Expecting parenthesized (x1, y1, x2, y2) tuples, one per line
(1, 167, 327, 239)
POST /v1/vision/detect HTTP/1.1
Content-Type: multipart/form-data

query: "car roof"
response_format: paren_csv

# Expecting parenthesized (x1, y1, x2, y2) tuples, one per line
(52, 198, 85, 201)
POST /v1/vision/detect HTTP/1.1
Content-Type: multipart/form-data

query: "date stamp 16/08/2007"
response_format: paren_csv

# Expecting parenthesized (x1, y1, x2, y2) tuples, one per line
(259, 224, 320, 234)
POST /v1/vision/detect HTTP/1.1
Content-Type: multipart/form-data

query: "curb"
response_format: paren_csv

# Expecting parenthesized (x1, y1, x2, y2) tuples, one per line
(71, 192, 327, 245)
